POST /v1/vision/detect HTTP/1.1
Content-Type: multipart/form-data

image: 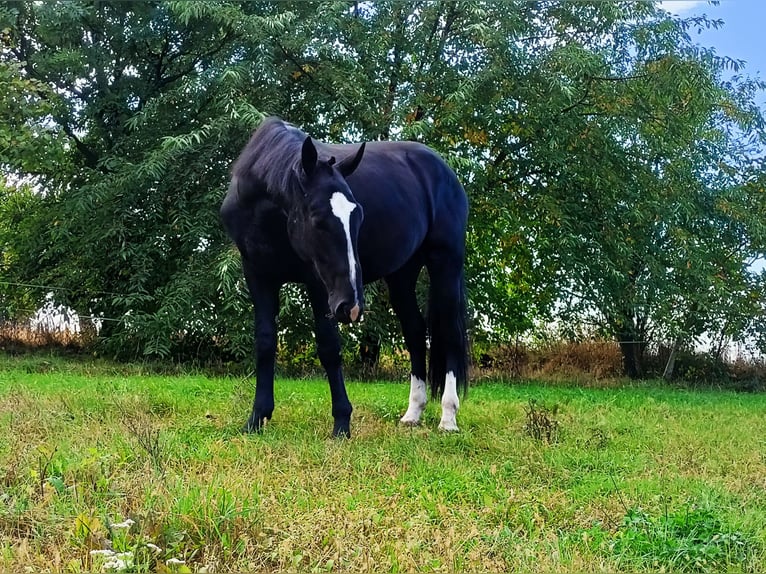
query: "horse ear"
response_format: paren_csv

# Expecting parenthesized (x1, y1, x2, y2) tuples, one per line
(337, 142, 366, 178)
(301, 136, 318, 178)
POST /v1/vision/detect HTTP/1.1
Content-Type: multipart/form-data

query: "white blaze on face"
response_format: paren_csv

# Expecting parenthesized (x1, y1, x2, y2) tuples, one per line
(438, 371, 460, 432)
(400, 374, 427, 425)
(330, 192, 359, 302)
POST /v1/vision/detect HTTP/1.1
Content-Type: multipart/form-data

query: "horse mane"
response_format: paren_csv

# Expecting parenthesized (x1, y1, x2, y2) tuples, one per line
(231, 117, 308, 203)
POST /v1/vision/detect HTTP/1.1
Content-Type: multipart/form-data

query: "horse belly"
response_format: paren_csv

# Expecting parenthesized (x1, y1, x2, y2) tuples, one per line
(357, 214, 427, 282)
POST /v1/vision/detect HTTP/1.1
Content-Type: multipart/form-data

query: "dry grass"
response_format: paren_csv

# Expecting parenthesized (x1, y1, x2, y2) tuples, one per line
(1, 354, 765, 572)
(0, 321, 90, 353)
(476, 340, 625, 383)
(531, 340, 624, 380)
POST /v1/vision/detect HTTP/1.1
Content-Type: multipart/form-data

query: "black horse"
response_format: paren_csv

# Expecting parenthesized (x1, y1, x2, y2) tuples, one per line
(221, 117, 468, 437)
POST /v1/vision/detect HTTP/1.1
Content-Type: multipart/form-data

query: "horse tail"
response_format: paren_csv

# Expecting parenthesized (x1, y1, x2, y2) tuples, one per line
(427, 271, 469, 399)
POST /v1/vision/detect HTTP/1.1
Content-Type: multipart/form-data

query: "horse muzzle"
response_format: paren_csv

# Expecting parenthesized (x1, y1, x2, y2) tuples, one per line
(333, 301, 363, 324)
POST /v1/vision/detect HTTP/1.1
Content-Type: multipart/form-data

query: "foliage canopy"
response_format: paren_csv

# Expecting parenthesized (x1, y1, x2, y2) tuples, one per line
(1, 0, 765, 375)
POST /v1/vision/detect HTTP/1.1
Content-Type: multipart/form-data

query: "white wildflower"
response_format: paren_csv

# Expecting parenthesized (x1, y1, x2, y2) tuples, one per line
(90, 549, 116, 557)
(110, 518, 135, 529)
(166, 557, 186, 565)
(146, 543, 162, 554)
(92, 549, 133, 572)
(101, 557, 127, 571)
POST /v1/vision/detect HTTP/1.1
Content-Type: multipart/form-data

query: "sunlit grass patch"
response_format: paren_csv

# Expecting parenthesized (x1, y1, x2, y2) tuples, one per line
(1, 356, 765, 572)
(578, 503, 760, 573)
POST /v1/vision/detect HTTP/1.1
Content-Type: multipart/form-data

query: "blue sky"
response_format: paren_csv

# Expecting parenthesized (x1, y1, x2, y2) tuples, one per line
(663, 0, 766, 106)
(662, 1, 765, 275)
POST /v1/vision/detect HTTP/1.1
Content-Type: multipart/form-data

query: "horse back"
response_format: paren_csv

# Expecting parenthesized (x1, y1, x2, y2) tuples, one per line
(325, 141, 467, 279)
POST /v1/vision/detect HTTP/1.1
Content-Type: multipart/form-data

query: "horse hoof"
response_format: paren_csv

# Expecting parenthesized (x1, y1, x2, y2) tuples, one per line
(399, 416, 420, 427)
(438, 422, 460, 432)
(332, 420, 351, 439)
(242, 416, 268, 434)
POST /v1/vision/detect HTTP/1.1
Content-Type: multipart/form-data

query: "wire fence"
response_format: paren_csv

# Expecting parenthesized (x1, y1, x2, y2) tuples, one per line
(1, 279, 762, 361)
(1, 280, 127, 329)
(0, 280, 127, 298)
(1, 279, 659, 343)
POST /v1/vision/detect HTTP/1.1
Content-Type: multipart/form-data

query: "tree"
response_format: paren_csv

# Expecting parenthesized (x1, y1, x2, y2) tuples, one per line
(1, 0, 764, 376)
(1, 0, 263, 357)
(420, 2, 766, 376)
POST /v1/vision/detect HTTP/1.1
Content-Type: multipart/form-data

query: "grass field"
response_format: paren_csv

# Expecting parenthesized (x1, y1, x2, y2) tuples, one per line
(1, 354, 765, 573)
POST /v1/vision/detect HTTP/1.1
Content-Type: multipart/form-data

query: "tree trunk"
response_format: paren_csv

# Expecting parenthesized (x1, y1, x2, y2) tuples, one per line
(359, 328, 381, 371)
(662, 338, 682, 381)
(612, 305, 648, 379)
(617, 330, 645, 379)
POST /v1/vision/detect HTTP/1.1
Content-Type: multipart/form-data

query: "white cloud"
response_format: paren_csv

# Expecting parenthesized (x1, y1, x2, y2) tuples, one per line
(659, 1, 707, 16)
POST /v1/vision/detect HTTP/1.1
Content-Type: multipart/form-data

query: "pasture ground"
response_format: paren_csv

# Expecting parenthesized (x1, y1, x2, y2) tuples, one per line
(1, 354, 765, 573)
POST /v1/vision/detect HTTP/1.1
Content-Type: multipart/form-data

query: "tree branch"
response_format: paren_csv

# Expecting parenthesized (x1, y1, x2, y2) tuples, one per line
(60, 121, 101, 170)
(275, 41, 338, 103)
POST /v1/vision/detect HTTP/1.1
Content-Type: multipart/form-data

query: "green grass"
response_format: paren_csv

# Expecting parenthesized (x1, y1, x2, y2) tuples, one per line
(1, 354, 765, 573)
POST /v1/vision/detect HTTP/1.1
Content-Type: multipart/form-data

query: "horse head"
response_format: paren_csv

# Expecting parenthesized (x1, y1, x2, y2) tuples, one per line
(288, 136, 366, 324)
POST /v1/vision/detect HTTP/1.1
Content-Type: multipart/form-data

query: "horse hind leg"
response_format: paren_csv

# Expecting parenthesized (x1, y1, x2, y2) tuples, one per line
(425, 252, 468, 433)
(438, 371, 460, 432)
(401, 374, 428, 425)
(386, 264, 428, 426)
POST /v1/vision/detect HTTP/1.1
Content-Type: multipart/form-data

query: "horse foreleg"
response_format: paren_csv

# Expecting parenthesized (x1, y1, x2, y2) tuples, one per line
(244, 281, 280, 433)
(308, 283, 353, 438)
